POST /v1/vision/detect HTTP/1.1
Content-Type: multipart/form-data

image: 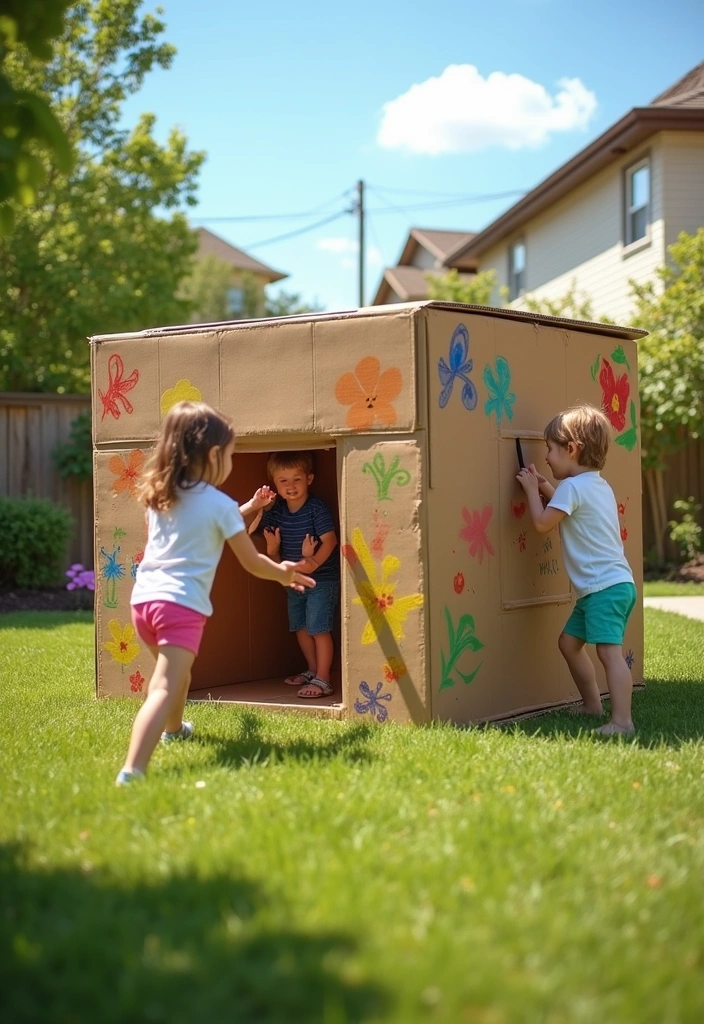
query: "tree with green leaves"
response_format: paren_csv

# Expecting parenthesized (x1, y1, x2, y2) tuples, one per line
(182, 258, 320, 323)
(522, 280, 600, 322)
(0, 0, 204, 392)
(425, 268, 500, 307)
(632, 228, 704, 564)
(0, 0, 75, 233)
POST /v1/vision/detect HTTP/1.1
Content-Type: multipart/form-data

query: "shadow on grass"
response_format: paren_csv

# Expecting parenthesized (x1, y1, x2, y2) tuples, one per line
(0, 842, 387, 1024)
(0, 611, 94, 630)
(498, 680, 704, 748)
(206, 710, 377, 770)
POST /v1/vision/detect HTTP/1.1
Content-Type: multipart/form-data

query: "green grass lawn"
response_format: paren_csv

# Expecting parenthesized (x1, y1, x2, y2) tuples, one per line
(1, 610, 703, 1024)
(643, 580, 704, 597)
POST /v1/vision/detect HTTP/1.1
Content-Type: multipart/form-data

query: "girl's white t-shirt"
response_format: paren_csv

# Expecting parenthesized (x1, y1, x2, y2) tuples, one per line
(131, 482, 245, 616)
(548, 472, 634, 599)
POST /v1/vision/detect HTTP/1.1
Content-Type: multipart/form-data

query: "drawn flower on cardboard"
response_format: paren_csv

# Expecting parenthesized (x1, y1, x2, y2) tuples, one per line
(625, 649, 635, 670)
(459, 505, 495, 564)
(383, 657, 407, 683)
(130, 670, 145, 693)
(109, 449, 144, 499)
(362, 452, 411, 501)
(453, 571, 465, 594)
(104, 619, 140, 666)
(599, 358, 630, 433)
(354, 681, 392, 723)
(100, 544, 125, 609)
(510, 499, 526, 520)
(439, 606, 484, 691)
(161, 379, 202, 416)
(483, 356, 516, 426)
(335, 356, 402, 430)
(99, 354, 139, 421)
(438, 323, 477, 411)
(342, 527, 424, 645)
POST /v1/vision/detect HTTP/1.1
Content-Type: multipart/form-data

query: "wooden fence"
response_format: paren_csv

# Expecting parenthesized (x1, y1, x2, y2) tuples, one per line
(0, 393, 93, 569)
(1, 393, 702, 572)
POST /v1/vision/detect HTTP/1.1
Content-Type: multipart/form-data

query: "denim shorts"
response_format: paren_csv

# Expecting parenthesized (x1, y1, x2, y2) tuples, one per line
(286, 579, 340, 635)
(563, 582, 637, 646)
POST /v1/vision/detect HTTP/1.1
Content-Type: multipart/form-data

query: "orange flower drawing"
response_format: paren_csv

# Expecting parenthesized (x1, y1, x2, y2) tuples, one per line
(335, 356, 402, 430)
(109, 449, 145, 499)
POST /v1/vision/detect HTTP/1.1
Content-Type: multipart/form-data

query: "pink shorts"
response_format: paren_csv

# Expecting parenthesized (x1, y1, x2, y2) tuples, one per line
(131, 601, 207, 656)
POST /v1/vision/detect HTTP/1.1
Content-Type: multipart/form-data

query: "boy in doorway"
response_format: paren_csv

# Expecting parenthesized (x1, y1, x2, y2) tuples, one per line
(256, 451, 339, 698)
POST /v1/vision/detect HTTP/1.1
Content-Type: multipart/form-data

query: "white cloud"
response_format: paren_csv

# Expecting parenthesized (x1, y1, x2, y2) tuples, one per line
(377, 65, 597, 155)
(317, 237, 357, 255)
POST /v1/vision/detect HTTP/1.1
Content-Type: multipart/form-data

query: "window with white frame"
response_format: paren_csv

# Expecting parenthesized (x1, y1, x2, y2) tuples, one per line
(625, 159, 650, 246)
(509, 240, 526, 301)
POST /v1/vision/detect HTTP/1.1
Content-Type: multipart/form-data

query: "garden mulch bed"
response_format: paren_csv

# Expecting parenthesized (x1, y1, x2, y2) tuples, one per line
(0, 588, 94, 614)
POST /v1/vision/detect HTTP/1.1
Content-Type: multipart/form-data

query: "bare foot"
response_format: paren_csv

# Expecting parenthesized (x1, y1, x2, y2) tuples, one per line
(567, 703, 604, 717)
(594, 721, 635, 737)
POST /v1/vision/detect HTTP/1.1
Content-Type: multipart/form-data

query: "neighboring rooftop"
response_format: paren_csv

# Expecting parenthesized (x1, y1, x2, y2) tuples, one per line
(373, 227, 476, 304)
(197, 227, 287, 283)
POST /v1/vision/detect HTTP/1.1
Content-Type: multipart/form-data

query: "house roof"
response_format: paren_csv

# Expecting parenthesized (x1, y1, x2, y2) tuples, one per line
(196, 228, 287, 283)
(448, 63, 704, 262)
(373, 227, 477, 304)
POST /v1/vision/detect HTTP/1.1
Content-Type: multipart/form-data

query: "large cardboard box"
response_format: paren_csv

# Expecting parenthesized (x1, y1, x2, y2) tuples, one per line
(90, 302, 644, 724)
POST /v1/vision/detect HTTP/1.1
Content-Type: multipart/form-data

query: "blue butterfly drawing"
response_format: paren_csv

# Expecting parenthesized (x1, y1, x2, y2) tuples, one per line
(354, 681, 392, 723)
(438, 323, 478, 411)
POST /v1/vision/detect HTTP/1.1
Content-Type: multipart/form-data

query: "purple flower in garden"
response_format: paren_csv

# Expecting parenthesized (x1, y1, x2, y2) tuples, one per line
(66, 564, 95, 591)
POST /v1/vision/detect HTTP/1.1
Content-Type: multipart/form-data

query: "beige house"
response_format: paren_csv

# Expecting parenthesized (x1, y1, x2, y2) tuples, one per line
(196, 227, 287, 317)
(372, 228, 476, 305)
(448, 63, 704, 323)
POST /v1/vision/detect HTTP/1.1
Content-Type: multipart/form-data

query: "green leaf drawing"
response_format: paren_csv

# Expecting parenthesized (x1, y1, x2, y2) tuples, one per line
(362, 453, 411, 501)
(611, 345, 631, 372)
(615, 400, 638, 451)
(590, 353, 601, 382)
(439, 606, 484, 691)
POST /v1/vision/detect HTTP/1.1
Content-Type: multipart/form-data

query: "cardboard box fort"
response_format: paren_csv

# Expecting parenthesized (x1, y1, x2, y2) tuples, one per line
(91, 302, 644, 725)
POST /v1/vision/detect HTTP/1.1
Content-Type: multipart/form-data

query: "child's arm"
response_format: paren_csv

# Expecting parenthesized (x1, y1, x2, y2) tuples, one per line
(300, 530, 337, 573)
(227, 531, 314, 592)
(263, 527, 282, 561)
(516, 469, 565, 534)
(240, 486, 276, 520)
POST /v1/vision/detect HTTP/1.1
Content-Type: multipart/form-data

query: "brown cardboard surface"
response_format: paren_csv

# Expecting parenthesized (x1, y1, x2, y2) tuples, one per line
(314, 311, 417, 435)
(340, 436, 428, 724)
(93, 338, 160, 444)
(219, 321, 315, 436)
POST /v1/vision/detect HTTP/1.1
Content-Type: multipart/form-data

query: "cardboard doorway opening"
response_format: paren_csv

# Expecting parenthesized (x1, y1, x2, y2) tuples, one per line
(188, 447, 342, 713)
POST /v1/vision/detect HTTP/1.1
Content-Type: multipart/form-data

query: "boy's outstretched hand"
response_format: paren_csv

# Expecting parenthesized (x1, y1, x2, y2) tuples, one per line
(264, 526, 281, 556)
(516, 467, 540, 494)
(282, 560, 317, 592)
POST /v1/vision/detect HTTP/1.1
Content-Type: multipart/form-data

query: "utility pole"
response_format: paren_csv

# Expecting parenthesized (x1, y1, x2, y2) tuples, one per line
(356, 179, 365, 307)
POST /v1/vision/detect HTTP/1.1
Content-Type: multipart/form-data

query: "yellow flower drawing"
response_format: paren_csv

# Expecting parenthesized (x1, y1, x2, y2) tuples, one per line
(342, 527, 423, 645)
(160, 379, 202, 416)
(104, 619, 140, 665)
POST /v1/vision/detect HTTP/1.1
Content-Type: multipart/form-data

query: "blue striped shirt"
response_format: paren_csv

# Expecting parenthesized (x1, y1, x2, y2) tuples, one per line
(258, 495, 340, 581)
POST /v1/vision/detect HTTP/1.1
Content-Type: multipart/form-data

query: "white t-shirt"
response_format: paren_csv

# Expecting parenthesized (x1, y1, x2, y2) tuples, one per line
(548, 472, 634, 599)
(131, 482, 245, 616)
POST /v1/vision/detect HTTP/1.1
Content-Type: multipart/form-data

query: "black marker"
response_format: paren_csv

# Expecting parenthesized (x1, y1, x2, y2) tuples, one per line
(516, 438, 525, 471)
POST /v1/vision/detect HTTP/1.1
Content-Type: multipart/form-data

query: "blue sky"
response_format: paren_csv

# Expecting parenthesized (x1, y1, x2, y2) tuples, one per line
(122, 0, 703, 312)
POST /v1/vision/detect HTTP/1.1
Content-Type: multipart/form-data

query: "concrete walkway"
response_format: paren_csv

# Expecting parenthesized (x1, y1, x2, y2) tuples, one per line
(643, 596, 704, 622)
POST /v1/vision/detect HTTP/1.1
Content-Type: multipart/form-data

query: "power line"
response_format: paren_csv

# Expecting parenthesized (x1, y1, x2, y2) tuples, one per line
(244, 210, 348, 249)
(370, 183, 527, 200)
(193, 190, 353, 224)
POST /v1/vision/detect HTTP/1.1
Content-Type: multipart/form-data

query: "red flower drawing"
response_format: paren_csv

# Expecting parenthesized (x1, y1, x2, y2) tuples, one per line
(518, 531, 527, 552)
(618, 502, 626, 516)
(129, 670, 145, 693)
(453, 571, 465, 594)
(99, 354, 139, 421)
(511, 499, 526, 519)
(599, 359, 630, 433)
(459, 505, 495, 564)
(621, 526, 628, 542)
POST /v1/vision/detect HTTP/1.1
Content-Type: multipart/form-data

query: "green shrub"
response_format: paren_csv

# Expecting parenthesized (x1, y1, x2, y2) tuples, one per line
(52, 410, 92, 482)
(0, 496, 75, 588)
(668, 496, 703, 563)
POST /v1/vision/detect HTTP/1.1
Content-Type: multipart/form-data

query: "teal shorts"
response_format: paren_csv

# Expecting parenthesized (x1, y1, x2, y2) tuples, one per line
(563, 582, 637, 646)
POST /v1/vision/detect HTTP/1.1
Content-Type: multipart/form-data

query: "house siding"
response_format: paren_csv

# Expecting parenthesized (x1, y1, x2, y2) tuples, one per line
(476, 134, 700, 324)
(660, 131, 704, 250)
